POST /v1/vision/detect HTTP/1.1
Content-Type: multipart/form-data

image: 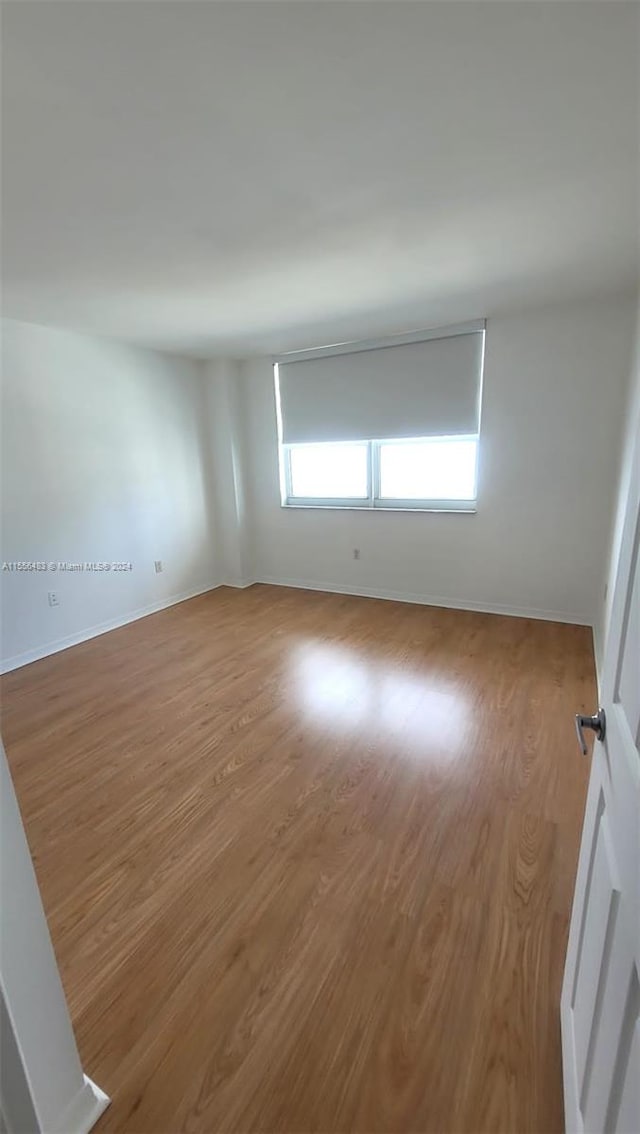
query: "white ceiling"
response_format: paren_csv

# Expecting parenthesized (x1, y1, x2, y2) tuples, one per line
(2, 1, 638, 358)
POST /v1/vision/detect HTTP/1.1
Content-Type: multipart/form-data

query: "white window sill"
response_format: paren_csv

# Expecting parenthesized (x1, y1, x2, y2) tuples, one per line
(281, 502, 477, 514)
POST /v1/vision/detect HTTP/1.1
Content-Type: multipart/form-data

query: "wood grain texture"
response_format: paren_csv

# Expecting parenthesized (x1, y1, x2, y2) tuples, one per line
(1, 584, 595, 1133)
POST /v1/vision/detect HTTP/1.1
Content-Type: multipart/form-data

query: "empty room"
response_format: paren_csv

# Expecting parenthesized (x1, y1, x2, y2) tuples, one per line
(0, 3, 638, 1133)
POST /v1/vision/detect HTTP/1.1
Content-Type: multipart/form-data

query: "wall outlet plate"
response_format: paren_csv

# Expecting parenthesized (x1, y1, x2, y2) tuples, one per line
(48, 592, 59, 607)
(154, 560, 163, 573)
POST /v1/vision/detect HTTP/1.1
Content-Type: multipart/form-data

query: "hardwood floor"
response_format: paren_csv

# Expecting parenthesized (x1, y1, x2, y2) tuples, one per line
(1, 584, 595, 1133)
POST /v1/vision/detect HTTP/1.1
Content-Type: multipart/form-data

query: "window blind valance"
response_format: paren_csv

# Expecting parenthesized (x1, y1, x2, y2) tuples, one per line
(276, 324, 485, 445)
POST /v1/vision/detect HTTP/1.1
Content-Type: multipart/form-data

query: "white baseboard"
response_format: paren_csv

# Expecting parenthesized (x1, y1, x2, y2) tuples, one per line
(0, 581, 220, 674)
(1, 574, 591, 675)
(51, 1076, 109, 1134)
(256, 574, 591, 626)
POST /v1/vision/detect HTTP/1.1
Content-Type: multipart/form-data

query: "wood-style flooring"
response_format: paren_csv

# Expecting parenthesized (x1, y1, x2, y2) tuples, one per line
(1, 585, 595, 1133)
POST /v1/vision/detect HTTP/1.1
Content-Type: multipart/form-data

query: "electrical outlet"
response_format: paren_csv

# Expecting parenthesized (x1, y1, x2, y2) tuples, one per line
(353, 548, 360, 560)
(48, 592, 59, 607)
(154, 560, 163, 574)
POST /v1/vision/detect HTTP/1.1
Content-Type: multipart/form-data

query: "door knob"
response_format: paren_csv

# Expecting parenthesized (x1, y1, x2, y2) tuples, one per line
(574, 708, 606, 755)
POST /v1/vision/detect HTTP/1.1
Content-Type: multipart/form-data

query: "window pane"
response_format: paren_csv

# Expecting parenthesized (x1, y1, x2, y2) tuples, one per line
(289, 442, 369, 499)
(379, 437, 477, 500)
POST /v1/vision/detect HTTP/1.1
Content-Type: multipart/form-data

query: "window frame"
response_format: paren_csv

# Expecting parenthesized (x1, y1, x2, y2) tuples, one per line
(280, 435, 479, 513)
(283, 438, 372, 509)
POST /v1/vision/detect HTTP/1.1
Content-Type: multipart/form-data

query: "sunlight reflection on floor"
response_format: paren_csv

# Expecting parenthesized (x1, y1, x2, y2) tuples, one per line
(291, 640, 472, 763)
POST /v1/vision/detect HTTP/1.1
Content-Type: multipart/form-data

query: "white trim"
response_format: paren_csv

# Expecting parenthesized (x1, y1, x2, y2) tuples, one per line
(255, 575, 591, 626)
(0, 572, 592, 675)
(561, 970, 583, 1134)
(0, 747, 109, 1134)
(273, 319, 486, 364)
(281, 502, 477, 514)
(273, 363, 288, 507)
(51, 1076, 109, 1134)
(0, 581, 220, 673)
(591, 625, 604, 698)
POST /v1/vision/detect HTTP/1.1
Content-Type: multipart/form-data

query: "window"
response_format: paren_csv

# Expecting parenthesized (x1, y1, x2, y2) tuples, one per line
(378, 436, 477, 503)
(282, 436, 478, 510)
(288, 441, 369, 501)
(275, 321, 485, 512)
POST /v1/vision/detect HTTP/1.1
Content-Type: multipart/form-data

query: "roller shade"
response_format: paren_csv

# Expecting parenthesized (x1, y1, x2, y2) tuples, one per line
(277, 327, 484, 445)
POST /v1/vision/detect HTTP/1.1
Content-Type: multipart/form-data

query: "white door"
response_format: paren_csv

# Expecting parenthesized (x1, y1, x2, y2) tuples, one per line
(561, 425, 640, 1134)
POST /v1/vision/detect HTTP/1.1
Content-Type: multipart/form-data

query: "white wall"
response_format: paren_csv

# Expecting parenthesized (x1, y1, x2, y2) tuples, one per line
(1, 320, 218, 670)
(240, 293, 637, 625)
(2, 293, 635, 671)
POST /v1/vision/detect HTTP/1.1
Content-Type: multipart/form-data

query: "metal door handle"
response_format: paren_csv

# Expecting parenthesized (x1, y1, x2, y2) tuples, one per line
(575, 708, 606, 755)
